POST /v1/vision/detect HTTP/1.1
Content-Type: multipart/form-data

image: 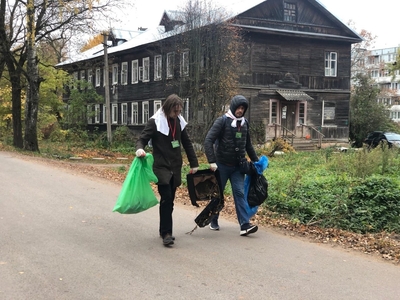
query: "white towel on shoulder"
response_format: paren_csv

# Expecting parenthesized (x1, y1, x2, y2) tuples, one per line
(225, 109, 245, 128)
(151, 108, 187, 136)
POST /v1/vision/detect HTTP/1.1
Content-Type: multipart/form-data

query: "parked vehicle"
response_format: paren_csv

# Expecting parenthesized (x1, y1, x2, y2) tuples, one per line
(364, 131, 400, 148)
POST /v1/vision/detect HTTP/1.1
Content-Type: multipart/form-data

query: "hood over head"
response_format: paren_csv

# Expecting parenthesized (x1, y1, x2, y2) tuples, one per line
(229, 95, 248, 116)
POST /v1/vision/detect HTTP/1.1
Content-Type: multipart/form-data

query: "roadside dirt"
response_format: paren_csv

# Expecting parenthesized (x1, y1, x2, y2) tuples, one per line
(7, 151, 400, 265)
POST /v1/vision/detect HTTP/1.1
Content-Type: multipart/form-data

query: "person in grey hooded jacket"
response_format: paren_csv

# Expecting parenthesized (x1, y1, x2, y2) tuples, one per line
(204, 95, 259, 236)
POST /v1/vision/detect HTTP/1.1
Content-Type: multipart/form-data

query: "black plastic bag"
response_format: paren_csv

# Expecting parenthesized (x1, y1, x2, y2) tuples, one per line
(247, 170, 268, 207)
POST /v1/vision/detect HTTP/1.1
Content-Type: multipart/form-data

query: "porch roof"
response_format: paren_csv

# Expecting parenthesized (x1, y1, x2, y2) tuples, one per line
(276, 90, 314, 101)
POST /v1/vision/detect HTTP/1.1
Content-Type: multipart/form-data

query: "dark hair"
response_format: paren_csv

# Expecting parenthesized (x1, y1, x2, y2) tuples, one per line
(162, 94, 183, 115)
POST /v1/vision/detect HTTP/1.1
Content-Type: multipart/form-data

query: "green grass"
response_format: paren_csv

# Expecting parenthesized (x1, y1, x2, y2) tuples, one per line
(263, 147, 400, 234)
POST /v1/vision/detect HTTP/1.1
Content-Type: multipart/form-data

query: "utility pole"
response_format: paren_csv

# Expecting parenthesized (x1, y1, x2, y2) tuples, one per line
(103, 31, 112, 143)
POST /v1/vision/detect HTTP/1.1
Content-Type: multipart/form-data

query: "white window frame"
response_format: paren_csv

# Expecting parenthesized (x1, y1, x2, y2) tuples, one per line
(131, 60, 138, 84)
(121, 62, 128, 85)
(121, 103, 128, 124)
(297, 101, 307, 125)
(131, 102, 139, 125)
(322, 101, 336, 126)
(284, 2, 297, 22)
(154, 100, 162, 114)
(112, 104, 118, 124)
(112, 64, 118, 85)
(325, 51, 337, 77)
(269, 100, 280, 125)
(142, 57, 150, 82)
(154, 55, 162, 81)
(87, 69, 93, 87)
(95, 68, 101, 87)
(142, 101, 149, 124)
(103, 105, 107, 123)
(94, 104, 100, 124)
(166, 52, 174, 79)
(80, 70, 85, 81)
(181, 50, 189, 77)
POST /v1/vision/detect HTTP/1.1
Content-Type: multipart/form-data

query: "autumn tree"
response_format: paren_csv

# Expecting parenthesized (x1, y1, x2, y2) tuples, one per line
(0, 0, 131, 151)
(350, 23, 377, 75)
(159, 0, 242, 144)
(349, 74, 392, 147)
(81, 33, 104, 52)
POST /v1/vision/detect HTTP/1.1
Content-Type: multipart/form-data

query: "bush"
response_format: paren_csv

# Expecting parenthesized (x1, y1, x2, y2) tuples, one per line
(263, 148, 400, 233)
(112, 126, 136, 148)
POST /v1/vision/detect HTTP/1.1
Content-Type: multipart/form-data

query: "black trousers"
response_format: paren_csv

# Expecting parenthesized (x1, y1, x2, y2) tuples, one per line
(158, 177, 176, 238)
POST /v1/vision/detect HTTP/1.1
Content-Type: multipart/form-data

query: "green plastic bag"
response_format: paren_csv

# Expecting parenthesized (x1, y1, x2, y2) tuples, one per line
(113, 153, 159, 214)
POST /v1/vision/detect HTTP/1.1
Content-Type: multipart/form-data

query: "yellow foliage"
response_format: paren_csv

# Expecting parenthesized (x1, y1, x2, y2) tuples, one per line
(81, 34, 104, 52)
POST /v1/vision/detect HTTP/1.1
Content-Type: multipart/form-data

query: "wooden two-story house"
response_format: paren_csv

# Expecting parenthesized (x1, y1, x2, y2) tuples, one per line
(57, 0, 362, 145)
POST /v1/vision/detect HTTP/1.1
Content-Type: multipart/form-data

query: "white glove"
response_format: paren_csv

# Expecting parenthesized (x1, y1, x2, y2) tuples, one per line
(210, 163, 218, 171)
(190, 167, 198, 174)
(135, 149, 146, 157)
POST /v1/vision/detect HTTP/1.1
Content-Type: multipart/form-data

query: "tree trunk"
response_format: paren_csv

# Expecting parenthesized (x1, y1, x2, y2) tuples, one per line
(24, 0, 39, 152)
(11, 75, 24, 148)
(0, 0, 23, 148)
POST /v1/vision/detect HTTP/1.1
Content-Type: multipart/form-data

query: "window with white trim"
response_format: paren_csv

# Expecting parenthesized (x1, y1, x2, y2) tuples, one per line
(142, 101, 149, 124)
(131, 60, 138, 84)
(121, 103, 128, 124)
(112, 64, 118, 85)
(154, 100, 162, 114)
(112, 104, 118, 124)
(143, 57, 150, 82)
(103, 105, 107, 123)
(87, 69, 93, 87)
(154, 55, 162, 81)
(80, 70, 85, 81)
(121, 62, 128, 85)
(95, 68, 101, 87)
(166, 52, 174, 79)
(269, 100, 279, 124)
(284, 2, 296, 22)
(94, 104, 100, 123)
(325, 52, 337, 77)
(181, 50, 189, 77)
(323, 101, 336, 125)
(131, 102, 138, 125)
(298, 101, 306, 125)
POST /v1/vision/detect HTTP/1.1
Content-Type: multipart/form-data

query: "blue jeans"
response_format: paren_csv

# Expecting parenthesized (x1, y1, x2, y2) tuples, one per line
(214, 162, 250, 226)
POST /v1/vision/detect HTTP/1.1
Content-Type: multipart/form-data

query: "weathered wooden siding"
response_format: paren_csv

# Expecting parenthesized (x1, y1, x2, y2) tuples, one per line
(239, 34, 351, 90)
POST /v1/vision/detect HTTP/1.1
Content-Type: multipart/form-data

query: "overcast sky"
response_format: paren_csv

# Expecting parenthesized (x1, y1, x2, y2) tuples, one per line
(114, 0, 398, 50)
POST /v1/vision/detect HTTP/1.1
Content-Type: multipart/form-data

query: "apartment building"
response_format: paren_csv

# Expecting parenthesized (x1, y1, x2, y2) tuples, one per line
(366, 46, 400, 122)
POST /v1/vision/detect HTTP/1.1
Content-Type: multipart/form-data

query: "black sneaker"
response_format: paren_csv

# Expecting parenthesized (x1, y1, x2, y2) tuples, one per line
(240, 223, 258, 236)
(162, 234, 174, 246)
(209, 219, 220, 231)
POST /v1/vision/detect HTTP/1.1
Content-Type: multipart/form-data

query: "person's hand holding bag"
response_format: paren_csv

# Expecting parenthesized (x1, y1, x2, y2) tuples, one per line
(135, 149, 146, 157)
(189, 167, 198, 174)
(210, 163, 218, 172)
